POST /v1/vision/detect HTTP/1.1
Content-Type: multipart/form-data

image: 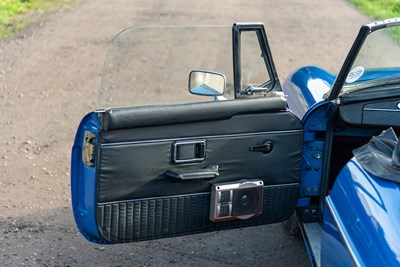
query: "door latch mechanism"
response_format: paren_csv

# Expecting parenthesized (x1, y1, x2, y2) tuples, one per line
(82, 131, 96, 167)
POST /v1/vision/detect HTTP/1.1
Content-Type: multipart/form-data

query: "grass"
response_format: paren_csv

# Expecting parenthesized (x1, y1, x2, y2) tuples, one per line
(349, 0, 400, 39)
(349, 0, 400, 19)
(0, 0, 77, 39)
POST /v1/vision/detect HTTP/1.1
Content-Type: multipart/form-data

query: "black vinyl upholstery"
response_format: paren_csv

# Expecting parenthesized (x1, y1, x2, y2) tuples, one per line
(97, 184, 300, 243)
(95, 97, 303, 243)
(102, 96, 288, 131)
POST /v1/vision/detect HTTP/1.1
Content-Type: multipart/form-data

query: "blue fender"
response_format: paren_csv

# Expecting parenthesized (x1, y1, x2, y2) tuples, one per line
(282, 66, 335, 119)
(322, 159, 400, 266)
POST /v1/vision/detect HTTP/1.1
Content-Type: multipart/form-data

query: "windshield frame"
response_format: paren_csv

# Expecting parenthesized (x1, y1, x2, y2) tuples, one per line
(327, 18, 400, 101)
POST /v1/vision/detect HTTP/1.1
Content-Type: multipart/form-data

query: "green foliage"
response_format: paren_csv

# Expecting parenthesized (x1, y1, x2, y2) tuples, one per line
(0, 0, 76, 39)
(349, 0, 400, 19)
(349, 0, 400, 39)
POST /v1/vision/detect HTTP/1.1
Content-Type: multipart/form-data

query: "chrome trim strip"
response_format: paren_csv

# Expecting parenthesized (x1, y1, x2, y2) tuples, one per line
(101, 129, 303, 147)
(97, 183, 299, 206)
(300, 222, 322, 267)
(364, 108, 400, 112)
(325, 197, 362, 267)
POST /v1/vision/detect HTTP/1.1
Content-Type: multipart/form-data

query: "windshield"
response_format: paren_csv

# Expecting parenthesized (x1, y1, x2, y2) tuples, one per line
(341, 26, 400, 95)
(97, 26, 234, 109)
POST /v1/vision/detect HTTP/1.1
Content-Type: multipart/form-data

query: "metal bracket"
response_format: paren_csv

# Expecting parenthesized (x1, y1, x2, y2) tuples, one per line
(82, 131, 96, 167)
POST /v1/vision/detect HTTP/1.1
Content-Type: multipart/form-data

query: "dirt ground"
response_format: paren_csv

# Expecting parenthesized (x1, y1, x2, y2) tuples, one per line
(0, 0, 369, 266)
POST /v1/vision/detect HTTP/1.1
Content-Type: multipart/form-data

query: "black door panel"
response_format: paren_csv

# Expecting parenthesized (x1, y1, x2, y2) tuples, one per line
(93, 98, 303, 243)
(98, 130, 302, 202)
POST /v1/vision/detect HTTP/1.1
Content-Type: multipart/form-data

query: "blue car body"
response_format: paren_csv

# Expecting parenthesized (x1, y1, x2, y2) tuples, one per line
(71, 19, 400, 266)
(323, 158, 400, 266)
(282, 63, 400, 266)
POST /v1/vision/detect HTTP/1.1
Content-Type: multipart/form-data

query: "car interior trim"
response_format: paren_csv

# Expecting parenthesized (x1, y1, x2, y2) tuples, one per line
(103, 96, 287, 131)
(100, 129, 303, 147)
(96, 182, 300, 206)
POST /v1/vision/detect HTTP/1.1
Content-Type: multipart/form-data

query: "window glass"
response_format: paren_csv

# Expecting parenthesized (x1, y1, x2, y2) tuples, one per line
(98, 26, 233, 108)
(240, 31, 270, 91)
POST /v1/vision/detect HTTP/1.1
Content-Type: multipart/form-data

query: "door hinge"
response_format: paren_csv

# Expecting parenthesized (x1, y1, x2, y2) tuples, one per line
(82, 131, 96, 167)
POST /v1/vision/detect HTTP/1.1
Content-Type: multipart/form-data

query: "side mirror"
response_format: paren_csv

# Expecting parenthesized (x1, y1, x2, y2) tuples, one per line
(188, 70, 225, 97)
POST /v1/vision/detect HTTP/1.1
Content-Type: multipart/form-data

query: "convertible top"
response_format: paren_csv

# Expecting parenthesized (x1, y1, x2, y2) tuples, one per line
(354, 127, 400, 182)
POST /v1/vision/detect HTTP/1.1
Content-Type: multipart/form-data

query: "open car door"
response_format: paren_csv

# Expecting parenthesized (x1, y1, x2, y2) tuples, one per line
(71, 23, 304, 244)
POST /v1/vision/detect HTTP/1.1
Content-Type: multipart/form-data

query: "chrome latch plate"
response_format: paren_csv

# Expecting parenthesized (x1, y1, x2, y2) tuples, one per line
(82, 131, 96, 167)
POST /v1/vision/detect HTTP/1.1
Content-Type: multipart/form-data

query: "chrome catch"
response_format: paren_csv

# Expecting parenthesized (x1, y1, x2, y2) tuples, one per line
(82, 131, 96, 167)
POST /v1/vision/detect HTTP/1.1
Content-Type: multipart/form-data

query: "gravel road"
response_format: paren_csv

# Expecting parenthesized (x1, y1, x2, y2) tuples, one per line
(0, 0, 368, 266)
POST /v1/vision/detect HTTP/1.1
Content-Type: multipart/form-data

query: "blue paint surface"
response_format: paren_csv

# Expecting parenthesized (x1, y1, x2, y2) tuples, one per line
(322, 159, 400, 266)
(282, 66, 335, 119)
(71, 112, 108, 244)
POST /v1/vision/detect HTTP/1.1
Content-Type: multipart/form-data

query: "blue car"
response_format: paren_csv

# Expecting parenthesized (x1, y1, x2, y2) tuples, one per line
(71, 19, 400, 266)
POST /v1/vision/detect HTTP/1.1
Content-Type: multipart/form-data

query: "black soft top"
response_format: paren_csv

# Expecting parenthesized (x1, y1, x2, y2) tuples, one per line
(354, 127, 400, 182)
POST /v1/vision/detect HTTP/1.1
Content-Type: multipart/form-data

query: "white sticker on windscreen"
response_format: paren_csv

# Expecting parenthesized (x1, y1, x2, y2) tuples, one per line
(346, 66, 364, 83)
